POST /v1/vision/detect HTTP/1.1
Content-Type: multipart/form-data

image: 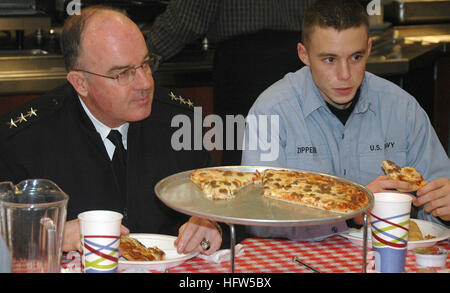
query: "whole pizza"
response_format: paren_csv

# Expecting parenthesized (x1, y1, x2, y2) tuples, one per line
(190, 168, 369, 214)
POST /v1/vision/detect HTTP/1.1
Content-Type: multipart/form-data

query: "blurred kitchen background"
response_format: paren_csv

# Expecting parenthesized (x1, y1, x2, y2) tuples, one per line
(0, 0, 449, 157)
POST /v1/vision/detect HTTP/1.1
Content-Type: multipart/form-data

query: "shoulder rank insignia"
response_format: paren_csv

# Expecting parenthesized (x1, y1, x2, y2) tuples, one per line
(7, 107, 38, 128)
(169, 91, 194, 108)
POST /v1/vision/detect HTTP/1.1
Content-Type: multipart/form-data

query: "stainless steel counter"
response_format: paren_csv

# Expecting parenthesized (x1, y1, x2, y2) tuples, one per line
(0, 47, 215, 95)
(0, 50, 66, 95)
(367, 23, 449, 75)
(1, 23, 449, 95)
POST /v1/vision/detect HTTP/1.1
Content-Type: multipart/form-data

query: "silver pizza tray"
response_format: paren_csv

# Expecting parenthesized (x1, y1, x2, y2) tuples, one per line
(154, 166, 374, 227)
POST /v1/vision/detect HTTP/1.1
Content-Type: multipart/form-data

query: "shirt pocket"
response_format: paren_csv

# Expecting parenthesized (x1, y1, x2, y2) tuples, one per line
(359, 149, 407, 185)
(286, 144, 332, 173)
(359, 152, 385, 183)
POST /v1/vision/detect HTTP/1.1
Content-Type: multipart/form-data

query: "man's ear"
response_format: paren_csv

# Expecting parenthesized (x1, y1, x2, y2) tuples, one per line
(367, 37, 372, 57)
(66, 71, 89, 97)
(297, 43, 310, 66)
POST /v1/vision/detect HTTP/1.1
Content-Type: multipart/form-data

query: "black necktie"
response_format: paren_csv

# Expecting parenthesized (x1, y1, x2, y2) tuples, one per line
(107, 130, 127, 206)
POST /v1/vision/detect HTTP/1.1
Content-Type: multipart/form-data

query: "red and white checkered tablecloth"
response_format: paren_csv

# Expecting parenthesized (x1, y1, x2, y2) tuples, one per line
(60, 235, 450, 273)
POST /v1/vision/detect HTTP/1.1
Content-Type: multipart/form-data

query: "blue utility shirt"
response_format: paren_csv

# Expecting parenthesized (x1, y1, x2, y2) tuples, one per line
(242, 66, 450, 240)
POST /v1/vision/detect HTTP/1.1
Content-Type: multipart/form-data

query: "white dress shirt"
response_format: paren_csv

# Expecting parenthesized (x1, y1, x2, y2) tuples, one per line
(79, 96, 129, 160)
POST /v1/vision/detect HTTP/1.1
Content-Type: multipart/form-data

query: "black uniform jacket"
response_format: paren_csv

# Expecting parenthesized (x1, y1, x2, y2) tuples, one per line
(0, 83, 215, 235)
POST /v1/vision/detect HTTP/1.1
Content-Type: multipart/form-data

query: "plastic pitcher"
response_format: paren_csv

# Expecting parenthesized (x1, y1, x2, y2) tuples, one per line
(0, 179, 69, 273)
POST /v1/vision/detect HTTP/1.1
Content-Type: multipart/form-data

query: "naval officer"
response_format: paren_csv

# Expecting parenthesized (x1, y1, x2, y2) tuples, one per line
(0, 6, 222, 255)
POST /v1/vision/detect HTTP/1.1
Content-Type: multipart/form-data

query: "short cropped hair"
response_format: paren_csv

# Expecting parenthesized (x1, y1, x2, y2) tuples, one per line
(302, 0, 369, 46)
(60, 5, 127, 71)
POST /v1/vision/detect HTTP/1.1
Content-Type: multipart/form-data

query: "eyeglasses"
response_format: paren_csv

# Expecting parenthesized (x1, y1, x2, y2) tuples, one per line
(73, 53, 161, 86)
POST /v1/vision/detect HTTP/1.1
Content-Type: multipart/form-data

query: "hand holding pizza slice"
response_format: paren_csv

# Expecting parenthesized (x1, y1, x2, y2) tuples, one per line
(414, 177, 450, 221)
(380, 161, 450, 221)
(381, 160, 427, 192)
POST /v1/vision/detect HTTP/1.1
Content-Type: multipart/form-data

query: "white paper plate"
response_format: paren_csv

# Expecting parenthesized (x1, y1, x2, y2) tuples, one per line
(118, 233, 198, 271)
(340, 219, 450, 250)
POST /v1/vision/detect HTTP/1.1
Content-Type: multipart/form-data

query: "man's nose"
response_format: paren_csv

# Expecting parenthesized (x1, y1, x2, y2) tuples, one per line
(336, 61, 351, 80)
(134, 67, 152, 89)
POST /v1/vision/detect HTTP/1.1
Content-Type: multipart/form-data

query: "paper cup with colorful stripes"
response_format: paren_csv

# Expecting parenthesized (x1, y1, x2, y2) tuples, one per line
(370, 192, 412, 273)
(78, 210, 123, 273)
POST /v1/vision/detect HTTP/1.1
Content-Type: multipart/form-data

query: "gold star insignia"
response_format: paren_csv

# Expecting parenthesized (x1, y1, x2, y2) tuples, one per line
(169, 92, 178, 101)
(178, 96, 186, 104)
(8, 118, 17, 128)
(17, 113, 27, 123)
(187, 99, 194, 108)
(27, 107, 38, 117)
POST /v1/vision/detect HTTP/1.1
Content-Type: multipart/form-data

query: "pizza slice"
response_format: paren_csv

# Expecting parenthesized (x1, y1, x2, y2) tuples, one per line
(408, 220, 423, 241)
(381, 160, 427, 192)
(120, 235, 165, 261)
(262, 169, 368, 214)
(190, 169, 262, 199)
